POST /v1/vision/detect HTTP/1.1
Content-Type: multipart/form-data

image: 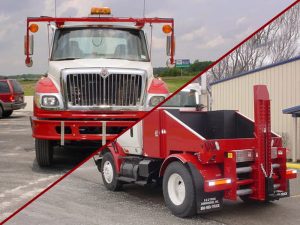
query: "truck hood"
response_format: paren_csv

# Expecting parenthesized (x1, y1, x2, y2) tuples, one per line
(47, 58, 154, 91)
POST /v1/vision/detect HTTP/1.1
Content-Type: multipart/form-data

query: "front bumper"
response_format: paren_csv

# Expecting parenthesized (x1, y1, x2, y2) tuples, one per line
(31, 111, 146, 144)
(2, 102, 26, 111)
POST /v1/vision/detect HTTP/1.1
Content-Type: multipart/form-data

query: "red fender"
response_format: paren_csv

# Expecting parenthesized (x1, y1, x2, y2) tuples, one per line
(35, 77, 58, 93)
(159, 153, 222, 182)
(102, 142, 126, 173)
(148, 78, 169, 94)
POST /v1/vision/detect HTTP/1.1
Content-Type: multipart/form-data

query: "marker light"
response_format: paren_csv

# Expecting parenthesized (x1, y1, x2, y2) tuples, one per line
(208, 178, 231, 187)
(286, 169, 297, 175)
(91, 7, 111, 15)
(162, 24, 172, 34)
(29, 23, 39, 33)
(9, 95, 15, 102)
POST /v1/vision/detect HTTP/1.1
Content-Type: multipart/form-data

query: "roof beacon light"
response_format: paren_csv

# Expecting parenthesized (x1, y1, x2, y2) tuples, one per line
(91, 7, 111, 15)
(162, 24, 172, 34)
(29, 23, 39, 33)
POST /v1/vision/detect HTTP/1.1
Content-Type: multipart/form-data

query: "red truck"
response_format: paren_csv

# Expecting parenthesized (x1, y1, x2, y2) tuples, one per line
(97, 85, 297, 217)
(24, 7, 175, 166)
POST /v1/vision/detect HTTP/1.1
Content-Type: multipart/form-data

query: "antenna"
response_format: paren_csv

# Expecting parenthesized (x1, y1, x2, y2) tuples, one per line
(143, 0, 146, 17)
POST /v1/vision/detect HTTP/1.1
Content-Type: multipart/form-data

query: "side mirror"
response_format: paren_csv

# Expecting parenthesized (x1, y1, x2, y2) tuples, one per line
(166, 36, 171, 56)
(166, 35, 176, 67)
(166, 36, 176, 56)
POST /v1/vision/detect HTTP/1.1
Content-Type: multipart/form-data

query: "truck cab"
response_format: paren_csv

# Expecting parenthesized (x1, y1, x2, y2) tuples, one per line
(25, 8, 175, 166)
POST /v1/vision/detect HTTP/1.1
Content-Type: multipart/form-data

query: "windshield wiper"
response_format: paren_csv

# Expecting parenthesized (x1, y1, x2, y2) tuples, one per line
(53, 57, 80, 61)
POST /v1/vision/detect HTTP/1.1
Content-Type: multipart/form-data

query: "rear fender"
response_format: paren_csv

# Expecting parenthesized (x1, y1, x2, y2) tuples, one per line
(159, 154, 224, 213)
(159, 154, 222, 180)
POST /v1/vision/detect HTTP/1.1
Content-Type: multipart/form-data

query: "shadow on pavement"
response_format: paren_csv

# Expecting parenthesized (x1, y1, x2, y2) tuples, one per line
(31, 145, 99, 174)
(2, 114, 27, 119)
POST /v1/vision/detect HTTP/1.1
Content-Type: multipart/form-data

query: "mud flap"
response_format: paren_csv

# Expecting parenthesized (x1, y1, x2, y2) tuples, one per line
(266, 177, 290, 201)
(187, 163, 223, 214)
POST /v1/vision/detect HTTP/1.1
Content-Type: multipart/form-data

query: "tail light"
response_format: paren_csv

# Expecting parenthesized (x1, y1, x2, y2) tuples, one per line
(9, 95, 15, 102)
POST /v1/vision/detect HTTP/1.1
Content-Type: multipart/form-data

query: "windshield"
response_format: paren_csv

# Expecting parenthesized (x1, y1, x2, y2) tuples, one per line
(51, 27, 149, 61)
(163, 91, 197, 107)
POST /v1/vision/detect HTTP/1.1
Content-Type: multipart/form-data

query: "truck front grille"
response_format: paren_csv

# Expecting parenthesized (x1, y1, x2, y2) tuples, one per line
(63, 70, 145, 108)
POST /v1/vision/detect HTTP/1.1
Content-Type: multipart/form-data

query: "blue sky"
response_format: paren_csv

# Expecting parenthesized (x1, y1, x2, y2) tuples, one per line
(0, 0, 295, 75)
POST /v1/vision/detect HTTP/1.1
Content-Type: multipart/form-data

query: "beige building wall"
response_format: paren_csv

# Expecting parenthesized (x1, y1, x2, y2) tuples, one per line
(211, 58, 300, 161)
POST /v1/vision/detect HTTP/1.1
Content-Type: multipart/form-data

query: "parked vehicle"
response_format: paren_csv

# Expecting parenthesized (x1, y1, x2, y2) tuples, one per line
(97, 85, 297, 217)
(163, 82, 203, 110)
(0, 76, 26, 118)
(24, 7, 175, 166)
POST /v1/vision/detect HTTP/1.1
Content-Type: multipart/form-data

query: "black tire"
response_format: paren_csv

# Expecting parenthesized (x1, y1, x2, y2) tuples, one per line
(239, 195, 255, 203)
(35, 139, 54, 167)
(101, 152, 122, 191)
(2, 110, 13, 118)
(163, 161, 197, 217)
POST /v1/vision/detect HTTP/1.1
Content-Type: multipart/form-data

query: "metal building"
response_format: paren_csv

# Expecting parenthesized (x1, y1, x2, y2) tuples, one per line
(210, 56, 300, 162)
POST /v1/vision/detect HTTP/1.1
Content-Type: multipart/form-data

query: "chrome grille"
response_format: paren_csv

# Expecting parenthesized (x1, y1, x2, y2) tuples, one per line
(62, 69, 145, 109)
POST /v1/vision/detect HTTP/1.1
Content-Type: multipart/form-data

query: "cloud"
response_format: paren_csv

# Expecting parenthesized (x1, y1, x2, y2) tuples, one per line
(234, 26, 255, 40)
(197, 35, 226, 49)
(151, 35, 165, 50)
(236, 16, 247, 26)
(0, 14, 11, 39)
(146, 9, 174, 18)
(180, 27, 207, 42)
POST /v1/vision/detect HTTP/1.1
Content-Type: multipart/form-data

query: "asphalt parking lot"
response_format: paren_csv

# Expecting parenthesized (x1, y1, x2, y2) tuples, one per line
(0, 111, 96, 222)
(1, 111, 300, 225)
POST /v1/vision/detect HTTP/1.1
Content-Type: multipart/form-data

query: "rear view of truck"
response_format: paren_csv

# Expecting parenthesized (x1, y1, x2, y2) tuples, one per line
(97, 85, 297, 217)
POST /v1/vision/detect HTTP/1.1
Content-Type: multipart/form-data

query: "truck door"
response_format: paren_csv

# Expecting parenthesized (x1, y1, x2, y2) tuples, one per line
(143, 109, 165, 158)
(117, 121, 143, 155)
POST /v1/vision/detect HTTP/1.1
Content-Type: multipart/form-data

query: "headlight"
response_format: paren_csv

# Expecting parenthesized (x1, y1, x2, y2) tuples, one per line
(41, 95, 59, 107)
(149, 96, 166, 107)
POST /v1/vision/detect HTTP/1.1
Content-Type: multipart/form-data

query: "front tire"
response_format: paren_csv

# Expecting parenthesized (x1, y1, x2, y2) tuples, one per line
(101, 152, 121, 191)
(0, 106, 3, 118)
(163, 161, 197, 217)
(35, 139, 54, 167)
(2, 110, 13, 118)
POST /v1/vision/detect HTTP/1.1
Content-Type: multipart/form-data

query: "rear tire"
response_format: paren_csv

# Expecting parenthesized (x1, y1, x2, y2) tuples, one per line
(163, 161, 197, 217)
(2, 110, 13, 118)
(101, 152, 122, 191)
(239, 195, 255, 203)
(35, 139, 54, 167)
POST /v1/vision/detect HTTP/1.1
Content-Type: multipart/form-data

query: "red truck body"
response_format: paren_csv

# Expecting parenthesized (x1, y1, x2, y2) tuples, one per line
(98, 85, 297, 217)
